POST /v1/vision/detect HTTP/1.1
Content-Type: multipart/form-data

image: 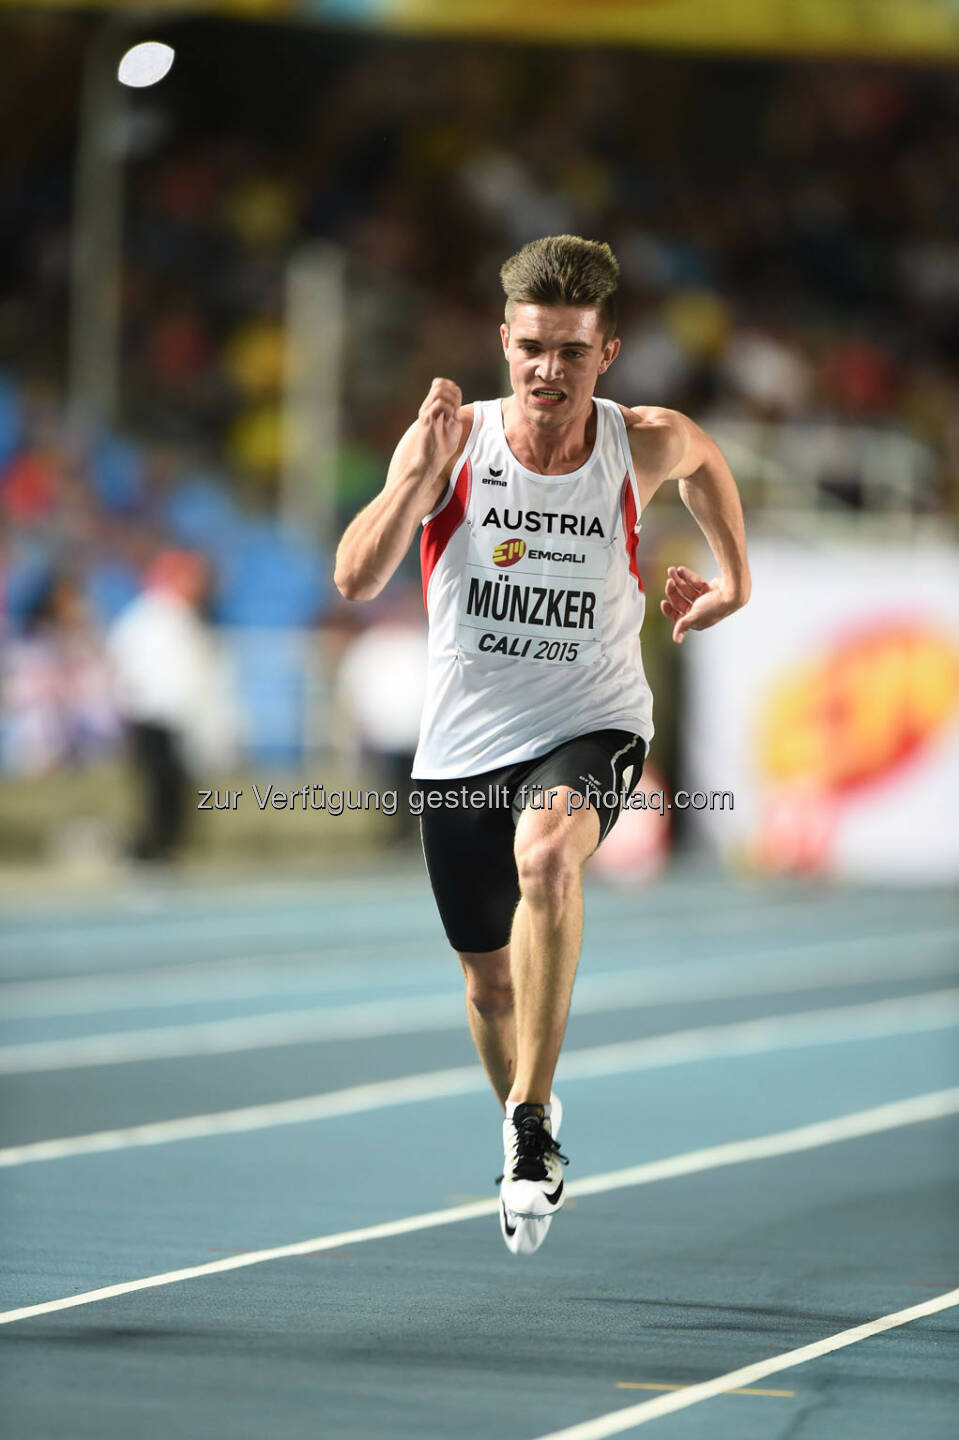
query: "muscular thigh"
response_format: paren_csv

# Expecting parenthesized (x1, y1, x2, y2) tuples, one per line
(515, 729, 646, 844)
(418, 730, 645, 952)
(418, 780, 520, 954)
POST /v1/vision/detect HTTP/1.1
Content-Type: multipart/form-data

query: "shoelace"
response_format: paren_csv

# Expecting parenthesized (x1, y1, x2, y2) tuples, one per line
(496, 1114, 569, 1185)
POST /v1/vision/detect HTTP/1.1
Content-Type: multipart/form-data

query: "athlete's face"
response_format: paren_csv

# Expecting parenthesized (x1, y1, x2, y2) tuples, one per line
(501, 303, 620, 429)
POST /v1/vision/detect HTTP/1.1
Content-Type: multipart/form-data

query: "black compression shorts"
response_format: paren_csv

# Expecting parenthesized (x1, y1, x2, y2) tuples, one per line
(417, 728, 646, 954)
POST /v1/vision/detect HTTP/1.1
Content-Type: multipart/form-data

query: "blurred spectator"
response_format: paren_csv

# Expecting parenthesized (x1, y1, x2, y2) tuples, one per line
(1, 448, 59, 523)
(720, 326, 813, 418)
(108, 549, 236, 861)
(2, 572, 118, 775)
(335, 593, 428, 839)
(613, 312, 692, 408)
(817, 336, 899, 416)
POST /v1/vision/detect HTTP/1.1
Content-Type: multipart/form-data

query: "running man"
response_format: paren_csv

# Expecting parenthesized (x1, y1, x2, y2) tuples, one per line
(334, 235, 750, 1254)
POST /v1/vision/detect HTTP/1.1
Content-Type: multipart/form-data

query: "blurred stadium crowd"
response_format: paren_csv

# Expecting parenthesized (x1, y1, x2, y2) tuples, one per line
(1, 16, 957, 826)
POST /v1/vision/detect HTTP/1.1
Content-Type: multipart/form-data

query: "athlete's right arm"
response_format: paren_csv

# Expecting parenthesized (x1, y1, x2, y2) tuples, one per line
(333, 380, 468, 602)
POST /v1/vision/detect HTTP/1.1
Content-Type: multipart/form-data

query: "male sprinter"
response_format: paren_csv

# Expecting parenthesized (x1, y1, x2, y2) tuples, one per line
(334, 235, 750, 1254)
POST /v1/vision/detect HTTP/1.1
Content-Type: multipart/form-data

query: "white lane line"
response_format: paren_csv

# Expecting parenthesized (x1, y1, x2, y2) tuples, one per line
(2, 973, 958, 1076)
(2, 891, 951, 972)
(0, 949, 441, 1017)
(0, 888, 433, 954)
(0, 885, 842, 951)
(0, 993, 465, 1071)
(2, 1087, 956, 1327)
(530, 1287, 959, 1440)
(3, 990, 957, 1165)
(0, 1064, 483, 1165)
(0, 918, 428, 957)
(3, 926, 956, 1020)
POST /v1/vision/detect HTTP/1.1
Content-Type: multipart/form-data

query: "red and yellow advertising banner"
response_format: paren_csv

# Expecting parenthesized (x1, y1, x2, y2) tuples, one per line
(4, 0, 959, 62)
(684, 542, 959, 881)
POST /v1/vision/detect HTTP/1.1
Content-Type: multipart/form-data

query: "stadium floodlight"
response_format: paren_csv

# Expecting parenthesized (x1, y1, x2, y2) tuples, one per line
(117, 41, 175, 89)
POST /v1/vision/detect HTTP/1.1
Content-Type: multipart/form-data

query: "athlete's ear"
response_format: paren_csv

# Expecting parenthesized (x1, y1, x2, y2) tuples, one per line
(500, 322, 510, 357)
(598, 336, 621, 374)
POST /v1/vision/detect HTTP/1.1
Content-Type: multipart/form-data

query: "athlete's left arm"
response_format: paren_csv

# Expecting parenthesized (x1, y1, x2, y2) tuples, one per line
(626, 406, 751, 645)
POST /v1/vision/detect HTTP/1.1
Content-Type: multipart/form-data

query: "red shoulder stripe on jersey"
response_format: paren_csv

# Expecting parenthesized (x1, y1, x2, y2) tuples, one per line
(420, 458, 472, 612)
(620, 474, 644, 593)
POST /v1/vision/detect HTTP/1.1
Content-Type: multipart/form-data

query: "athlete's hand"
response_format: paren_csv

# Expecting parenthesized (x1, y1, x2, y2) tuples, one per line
(412, 378, 463, 476)
(661, 565, 745, 644)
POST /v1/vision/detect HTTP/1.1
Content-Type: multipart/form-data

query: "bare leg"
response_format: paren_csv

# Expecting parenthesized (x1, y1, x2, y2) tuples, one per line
(457, 947, 516, 1109)
(507, 788, 599, 1106)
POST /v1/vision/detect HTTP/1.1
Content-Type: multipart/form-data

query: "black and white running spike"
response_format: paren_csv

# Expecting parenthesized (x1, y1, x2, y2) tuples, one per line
(499, 1094, 567, 1251)
(499, 1094, 564, 1255)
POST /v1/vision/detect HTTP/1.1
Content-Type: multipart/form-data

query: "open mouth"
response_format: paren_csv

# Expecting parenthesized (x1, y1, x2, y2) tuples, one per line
(531, 388, 567, 404)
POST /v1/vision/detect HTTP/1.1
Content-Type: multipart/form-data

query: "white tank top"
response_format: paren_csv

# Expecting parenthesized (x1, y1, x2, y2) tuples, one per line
(411, 397, 654, 778)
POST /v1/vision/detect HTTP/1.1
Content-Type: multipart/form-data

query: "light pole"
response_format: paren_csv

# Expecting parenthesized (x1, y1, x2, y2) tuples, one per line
(68, 18, 129, 431)
(282, 241, 346, 550)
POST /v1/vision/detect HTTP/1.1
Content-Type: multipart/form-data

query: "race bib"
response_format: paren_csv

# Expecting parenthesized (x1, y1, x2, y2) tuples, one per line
(456, 532, 608, 666)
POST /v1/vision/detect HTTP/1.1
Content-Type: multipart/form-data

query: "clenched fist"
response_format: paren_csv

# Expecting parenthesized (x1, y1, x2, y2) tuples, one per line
(411, 378, 464, 476)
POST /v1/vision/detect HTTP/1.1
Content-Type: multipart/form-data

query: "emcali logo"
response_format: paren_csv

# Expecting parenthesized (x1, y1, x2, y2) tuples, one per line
(492, 538, 526, 567)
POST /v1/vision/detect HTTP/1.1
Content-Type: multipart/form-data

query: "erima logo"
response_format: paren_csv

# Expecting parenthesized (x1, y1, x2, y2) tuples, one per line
(482, 476, 507, 487)
(481, 506, 605, 538)
(493, 537, 526, 567)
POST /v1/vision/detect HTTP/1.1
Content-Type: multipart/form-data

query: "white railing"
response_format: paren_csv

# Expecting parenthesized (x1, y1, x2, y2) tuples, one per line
(703, 417, 941, 525)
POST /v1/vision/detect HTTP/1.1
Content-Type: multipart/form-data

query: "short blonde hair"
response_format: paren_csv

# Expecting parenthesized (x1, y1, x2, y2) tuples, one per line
(500, 235, 619, 340)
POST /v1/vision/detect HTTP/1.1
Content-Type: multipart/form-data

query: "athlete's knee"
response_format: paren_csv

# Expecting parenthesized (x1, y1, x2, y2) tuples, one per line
(468, 974, 515, 1021)
(460, 954, 514, 1020)
(515, 831, 581, 910)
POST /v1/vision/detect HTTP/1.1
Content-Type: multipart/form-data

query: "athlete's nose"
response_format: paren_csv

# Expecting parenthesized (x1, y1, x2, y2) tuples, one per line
(535, 352, 564, 383)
